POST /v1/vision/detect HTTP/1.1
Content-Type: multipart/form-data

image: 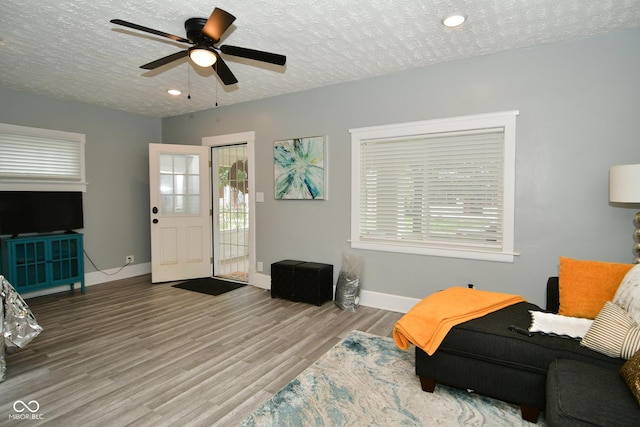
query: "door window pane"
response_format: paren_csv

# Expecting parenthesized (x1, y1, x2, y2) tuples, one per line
(187, 155, 199, 174)
(158, 153, 201, 216)
(188, 175, 200, 194)
(173, 155, 186, 174)
(174, 175, 186, 195)
(159, 154, 173, 174)
(187, 195, 200, 215)
(160, 174, 173, 194)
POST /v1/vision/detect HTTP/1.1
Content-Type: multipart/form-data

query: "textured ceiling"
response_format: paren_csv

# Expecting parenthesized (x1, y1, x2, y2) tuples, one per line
(1, 0, 640, 118)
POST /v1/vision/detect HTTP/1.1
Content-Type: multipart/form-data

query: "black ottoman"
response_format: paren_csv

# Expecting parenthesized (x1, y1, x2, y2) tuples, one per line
(271, 260, 333, 306)
(271, 260, 305, 300)
(293, 262, 333, 306)
(546, 359, 640, 427)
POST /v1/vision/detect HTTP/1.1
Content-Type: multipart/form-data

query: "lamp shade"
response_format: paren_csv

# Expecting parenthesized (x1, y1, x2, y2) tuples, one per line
(610, 164, 640, 203)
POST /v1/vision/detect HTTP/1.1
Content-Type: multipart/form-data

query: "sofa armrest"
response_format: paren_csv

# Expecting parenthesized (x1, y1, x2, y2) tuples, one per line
(546, 276, 559, 313)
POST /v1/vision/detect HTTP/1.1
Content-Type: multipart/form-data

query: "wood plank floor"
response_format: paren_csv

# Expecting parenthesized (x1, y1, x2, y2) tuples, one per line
(0, 275, 403, 426)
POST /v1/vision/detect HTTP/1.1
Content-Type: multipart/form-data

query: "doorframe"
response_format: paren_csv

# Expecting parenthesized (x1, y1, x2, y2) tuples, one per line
(202, 131, 256, 285)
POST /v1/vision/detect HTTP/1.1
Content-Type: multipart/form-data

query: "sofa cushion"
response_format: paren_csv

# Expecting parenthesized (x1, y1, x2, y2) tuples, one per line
(581, 301, 640, 359)
(614, 264, 640, 325)
(435, 302, 624, 374)
(546, 359, 640, 427)
(620, 350, 640, 406)
(558, 257, 633, 319)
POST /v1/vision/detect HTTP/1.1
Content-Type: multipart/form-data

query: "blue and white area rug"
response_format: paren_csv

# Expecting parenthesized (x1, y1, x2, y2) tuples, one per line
(241, 330, 545, 426)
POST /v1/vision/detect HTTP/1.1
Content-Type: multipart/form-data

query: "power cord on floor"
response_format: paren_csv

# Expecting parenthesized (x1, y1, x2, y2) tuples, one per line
(83, 249, 133, 276)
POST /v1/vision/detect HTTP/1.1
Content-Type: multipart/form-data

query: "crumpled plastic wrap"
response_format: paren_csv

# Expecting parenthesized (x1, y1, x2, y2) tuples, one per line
(0, 287, 4, 382)
(334, 252, 365, 312)
(1, 275, 43, 381)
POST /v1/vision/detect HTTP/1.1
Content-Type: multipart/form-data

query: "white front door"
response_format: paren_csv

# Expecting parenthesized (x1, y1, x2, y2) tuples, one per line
(149, 143, 211, 283)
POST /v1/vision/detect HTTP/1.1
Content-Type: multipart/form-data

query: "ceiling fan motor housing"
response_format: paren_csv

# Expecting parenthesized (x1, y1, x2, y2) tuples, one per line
(185, 18, 210, 44)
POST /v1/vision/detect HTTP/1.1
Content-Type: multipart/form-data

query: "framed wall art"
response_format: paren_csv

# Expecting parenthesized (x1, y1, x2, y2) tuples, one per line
(274, 136, 326, 200)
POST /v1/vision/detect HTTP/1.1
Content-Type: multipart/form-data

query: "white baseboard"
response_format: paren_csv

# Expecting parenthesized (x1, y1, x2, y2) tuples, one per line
(85, 262, 152, 286)
(23, 267, 419, 314)
(358, 290, 420, 314)
(250, 272, 418, 314)
(251, 272, 272, 289)
(21, 262, 152, 299)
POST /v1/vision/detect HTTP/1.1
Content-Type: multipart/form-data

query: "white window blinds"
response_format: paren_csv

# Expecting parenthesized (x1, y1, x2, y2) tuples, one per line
(0, 123, 86, 191)
(351, 111, 518, 262)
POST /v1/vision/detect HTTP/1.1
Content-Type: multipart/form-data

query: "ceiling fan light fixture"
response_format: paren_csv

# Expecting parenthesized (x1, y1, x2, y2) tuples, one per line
(189, 47, 217, 67)
(167, 89, 182, 96)
(442, 14, 466, 28)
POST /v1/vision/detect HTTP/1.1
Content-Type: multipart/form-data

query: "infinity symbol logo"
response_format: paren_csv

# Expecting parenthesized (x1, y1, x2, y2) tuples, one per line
(13, 400, 40, 413)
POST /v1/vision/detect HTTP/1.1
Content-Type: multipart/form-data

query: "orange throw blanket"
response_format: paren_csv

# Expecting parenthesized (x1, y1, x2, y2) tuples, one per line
(393, 287, 525, 355)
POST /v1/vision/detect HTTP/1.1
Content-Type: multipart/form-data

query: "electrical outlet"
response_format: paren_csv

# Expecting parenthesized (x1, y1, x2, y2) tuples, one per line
(126, 255, 134, 264)
(257, 261, 264, 272)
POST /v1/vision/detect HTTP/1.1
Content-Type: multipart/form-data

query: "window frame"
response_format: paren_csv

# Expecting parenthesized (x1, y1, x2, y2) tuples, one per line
(0, 123, 87, 192)
(350, 110, 518, 262)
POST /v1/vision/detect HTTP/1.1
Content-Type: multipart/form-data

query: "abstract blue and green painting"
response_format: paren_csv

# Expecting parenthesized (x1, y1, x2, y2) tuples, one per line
(274, 136, 325, 199)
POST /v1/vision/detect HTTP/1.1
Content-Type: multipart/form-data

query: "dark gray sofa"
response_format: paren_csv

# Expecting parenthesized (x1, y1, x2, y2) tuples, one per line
(546, 358, 639, 426)
(414, 277, 639, 424)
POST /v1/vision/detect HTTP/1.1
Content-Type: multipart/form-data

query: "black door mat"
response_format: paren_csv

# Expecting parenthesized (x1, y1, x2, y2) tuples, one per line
(172, 277, 245, 296)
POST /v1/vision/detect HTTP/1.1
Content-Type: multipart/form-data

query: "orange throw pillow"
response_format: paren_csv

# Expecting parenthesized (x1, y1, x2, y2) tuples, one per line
(559, 257, 634, 319)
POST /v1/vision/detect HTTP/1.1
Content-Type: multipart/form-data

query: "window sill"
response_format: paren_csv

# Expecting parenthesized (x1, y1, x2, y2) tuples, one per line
(350, 240, 516, 263)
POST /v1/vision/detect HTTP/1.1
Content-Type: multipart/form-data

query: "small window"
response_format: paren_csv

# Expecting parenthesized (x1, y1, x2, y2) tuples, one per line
(350, 111, 518, 262)
(0, 123, 86, 192)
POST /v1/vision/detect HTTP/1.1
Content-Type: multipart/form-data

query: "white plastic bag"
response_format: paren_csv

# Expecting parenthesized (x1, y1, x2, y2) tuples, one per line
(334, 252, 364, 312)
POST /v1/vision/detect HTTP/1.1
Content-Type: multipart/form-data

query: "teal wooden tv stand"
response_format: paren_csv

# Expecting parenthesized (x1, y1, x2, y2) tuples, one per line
(0, 232, 85, 294)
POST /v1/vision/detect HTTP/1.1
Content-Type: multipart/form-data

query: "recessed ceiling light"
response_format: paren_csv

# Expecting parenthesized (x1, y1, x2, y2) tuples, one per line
(442, 14, 466, 28)
(167, 89, 181, 96)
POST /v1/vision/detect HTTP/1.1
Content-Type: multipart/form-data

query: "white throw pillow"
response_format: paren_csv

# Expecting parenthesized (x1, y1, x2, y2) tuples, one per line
(528, 310, 593, 339)
(613, 264, 640, 324)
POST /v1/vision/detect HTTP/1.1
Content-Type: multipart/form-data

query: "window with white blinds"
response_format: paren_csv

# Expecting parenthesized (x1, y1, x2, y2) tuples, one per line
(350, 111, 518, 262)
(0, 123, 86, 191)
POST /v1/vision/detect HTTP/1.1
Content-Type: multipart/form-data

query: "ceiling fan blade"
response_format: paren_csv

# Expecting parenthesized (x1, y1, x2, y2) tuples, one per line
(202, 8, 236, 43)
(110, 19, 190, 44)
(141, 50, 188, 70)
(220, 45, 286, 66)
(213, 52, 238, 85)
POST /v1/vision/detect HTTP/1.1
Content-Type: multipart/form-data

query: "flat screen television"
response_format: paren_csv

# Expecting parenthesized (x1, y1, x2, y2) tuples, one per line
(0, 191, 84, 236)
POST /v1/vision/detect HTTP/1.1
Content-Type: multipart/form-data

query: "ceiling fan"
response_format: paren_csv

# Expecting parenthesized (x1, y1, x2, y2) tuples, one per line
(110, 7, 286, 85)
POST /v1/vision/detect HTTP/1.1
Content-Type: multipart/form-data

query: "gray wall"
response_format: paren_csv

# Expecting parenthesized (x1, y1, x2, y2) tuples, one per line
(163, 28, 640, 306)
(1, 29, 637, 305)
(0, 87, 161, 274)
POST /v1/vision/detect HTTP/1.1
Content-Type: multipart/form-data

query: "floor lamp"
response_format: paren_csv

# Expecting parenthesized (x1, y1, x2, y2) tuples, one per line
(609, 164, 640, 264)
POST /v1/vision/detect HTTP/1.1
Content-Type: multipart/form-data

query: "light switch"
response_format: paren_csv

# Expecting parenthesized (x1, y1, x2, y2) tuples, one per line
(256, 192, 264, 202)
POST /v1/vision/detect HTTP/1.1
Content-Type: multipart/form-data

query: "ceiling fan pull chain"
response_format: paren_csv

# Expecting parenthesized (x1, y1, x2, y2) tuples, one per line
(187, 63, 191, 100)
(213, 61, 218, 106)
